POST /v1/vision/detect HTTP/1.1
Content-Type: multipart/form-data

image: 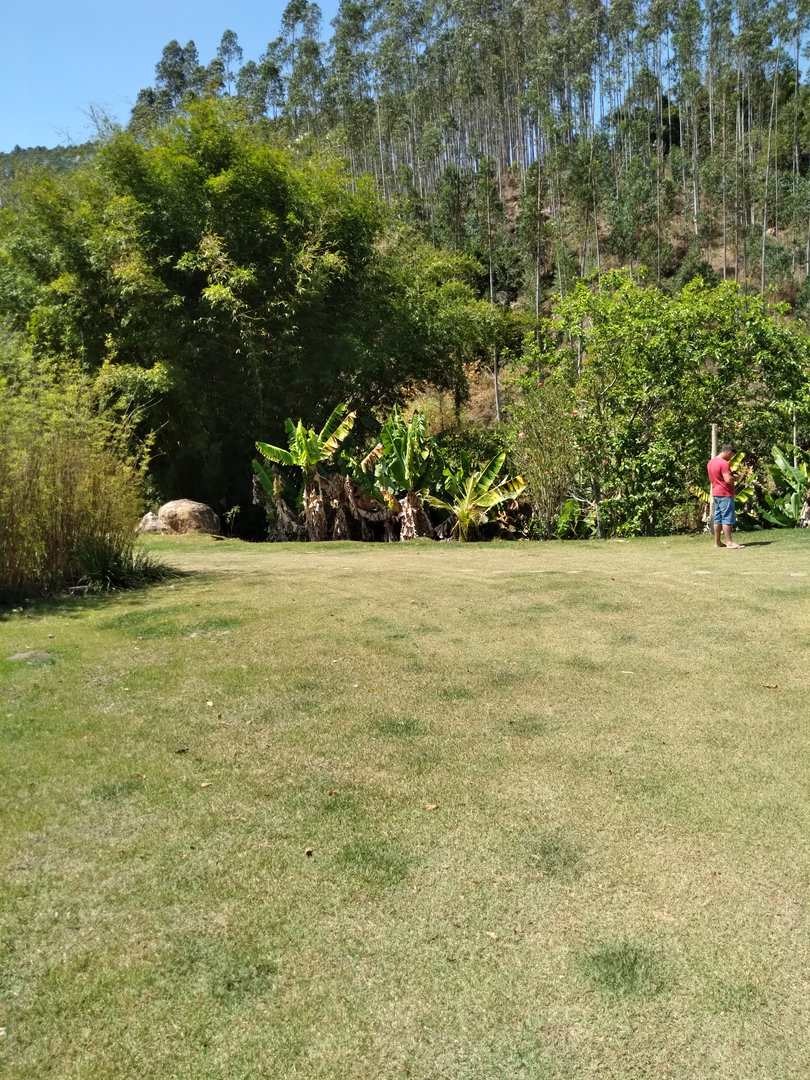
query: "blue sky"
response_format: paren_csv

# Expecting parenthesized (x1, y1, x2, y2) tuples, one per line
(2, 1, 339, 152)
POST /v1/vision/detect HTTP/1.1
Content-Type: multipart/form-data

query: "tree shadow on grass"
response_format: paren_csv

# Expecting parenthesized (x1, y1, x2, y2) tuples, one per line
(0, 567, 191, 623)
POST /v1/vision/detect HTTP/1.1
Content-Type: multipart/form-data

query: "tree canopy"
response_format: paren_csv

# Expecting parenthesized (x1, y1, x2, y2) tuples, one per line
(0, 100, 509, 508)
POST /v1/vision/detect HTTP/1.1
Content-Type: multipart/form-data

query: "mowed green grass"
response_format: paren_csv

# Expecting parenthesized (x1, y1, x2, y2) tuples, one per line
(2, 532, 810, 1079)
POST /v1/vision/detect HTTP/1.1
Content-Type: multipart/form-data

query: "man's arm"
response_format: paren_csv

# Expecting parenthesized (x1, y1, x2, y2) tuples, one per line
(722, 463, 735, 495)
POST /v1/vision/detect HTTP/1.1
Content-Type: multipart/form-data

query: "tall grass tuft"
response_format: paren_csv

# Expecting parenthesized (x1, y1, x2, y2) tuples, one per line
(0, 366, 166, 598)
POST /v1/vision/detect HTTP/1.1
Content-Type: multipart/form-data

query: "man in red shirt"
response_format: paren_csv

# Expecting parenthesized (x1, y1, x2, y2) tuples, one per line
(707, 443, 743, 549)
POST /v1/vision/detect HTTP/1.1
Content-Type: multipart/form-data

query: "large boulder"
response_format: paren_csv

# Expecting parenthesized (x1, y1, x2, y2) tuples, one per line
(157, 499, 221, 535)
(136, 511, 170, 535)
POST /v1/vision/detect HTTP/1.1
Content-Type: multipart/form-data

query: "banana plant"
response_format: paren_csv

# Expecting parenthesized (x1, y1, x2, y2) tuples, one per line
(361, 408, 438, 539)
(254, 403, 356, 540)
(426, 452, 526, 541)
(761, 445, 810, 527)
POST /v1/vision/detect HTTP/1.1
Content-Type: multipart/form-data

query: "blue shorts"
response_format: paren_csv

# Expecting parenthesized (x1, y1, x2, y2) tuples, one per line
(713, 496, 736, 526)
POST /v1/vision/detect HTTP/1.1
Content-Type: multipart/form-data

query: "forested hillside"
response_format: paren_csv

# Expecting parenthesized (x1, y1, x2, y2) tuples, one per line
(0, 143, 95, 191)
(8, 2, 810, 310)
(125, 1, 810, 306)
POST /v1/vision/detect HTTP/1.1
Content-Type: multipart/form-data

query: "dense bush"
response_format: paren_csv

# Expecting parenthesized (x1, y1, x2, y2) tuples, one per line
(0, 363, 163, 598)
(515, 273, 810, 537)
(511, 371, 578, 538)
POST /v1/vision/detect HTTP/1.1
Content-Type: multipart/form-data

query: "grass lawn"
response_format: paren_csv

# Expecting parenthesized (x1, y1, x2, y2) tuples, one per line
(2, 531, 810, 1079)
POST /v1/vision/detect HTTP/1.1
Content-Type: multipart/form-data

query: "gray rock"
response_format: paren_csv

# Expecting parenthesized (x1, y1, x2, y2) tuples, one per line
(136, 511, 170, 535)
(157, 499, 221, 535)
(8, 651, 55, 665)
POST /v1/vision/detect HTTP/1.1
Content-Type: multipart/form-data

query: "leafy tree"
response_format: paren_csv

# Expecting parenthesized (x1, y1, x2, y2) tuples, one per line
(155, 39, 205, 107)
(0, 359, 162, 597)
(0, 101, 490, 515)
(510, 366, 579, 537)
(532, 270, 810, 535)
(217, 30, 244, 94)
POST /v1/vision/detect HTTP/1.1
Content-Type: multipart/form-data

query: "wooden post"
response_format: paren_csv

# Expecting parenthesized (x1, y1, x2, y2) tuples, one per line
(709, 423, 718, 531)
(793, 407, 798, 468)
(493, 346, 501, 423)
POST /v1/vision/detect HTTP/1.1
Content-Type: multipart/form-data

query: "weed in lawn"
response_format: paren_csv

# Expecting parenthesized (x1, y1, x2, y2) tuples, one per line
(522, 605, 554, 622)
(437, 685, 474, 702)
(406, 745, 443, 775)
(102, 607, 185, 637)
(528, 829, 584, 878)
(0, 714, 29, 742)
(506, 714, 548, 737)
(88, 778, 145, 801)
(581, 940, 666, 996)
(290, 676, 322, 693)
(167, 936, 278, 1005)
(561, 654, 602, 672)
(335, 838, 412, 887)
(623, 774, 667, 801)
(711, 981, 768, 1013)
(103, 608, 241, 639)
(321, 789, 365, 820)
(293, 699, 322, 717)
(451, 1029, 554, 1079)
(187, 616, 241, 636)
(372, 716, 424, 738)
(587, 599, 625, 613)
(492, 668, 525, 688)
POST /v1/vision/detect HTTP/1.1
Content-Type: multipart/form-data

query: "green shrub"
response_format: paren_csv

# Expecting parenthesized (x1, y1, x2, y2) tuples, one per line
(760, 445, 810, 527)
(510, 373, 578, 537)
(520, 273, 810, 537)
(0, 366, 165, 598)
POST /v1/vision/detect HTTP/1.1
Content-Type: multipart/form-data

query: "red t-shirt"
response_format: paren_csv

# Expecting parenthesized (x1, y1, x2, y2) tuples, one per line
(707, 455, 735, 497)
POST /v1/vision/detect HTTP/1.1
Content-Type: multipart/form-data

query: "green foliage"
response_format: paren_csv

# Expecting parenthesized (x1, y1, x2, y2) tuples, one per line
(0, 101, 491, 513)
(0, 365, 162, 598)
(434, 424, 509, 480)
(72, 538, 168, 593)
(8, 22, 810, 540)
(252, 403, 358, 540)
(361, 408, 438, 499)
(761, 446, 810, 526)
(529, 272, 810, 536)
(510, 370, 578, 538)
(669, 249, 720, 292)
(255, 403, 356, 478)
(426, 453, 525, 541)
